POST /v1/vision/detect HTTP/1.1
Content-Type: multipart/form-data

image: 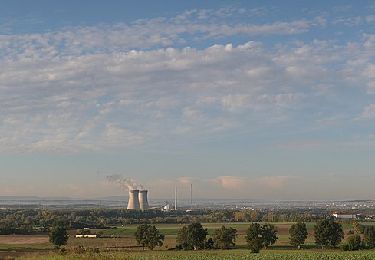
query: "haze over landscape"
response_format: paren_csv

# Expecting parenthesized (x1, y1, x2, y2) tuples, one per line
(1, 0, 375, 200)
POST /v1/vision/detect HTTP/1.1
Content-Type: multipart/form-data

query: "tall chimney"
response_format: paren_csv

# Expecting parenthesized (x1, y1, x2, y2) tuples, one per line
(190, 183, 193, 207)
(174, 186, 177, 210)
(127, 189, 140, 210)
(139, 190, 149, 210)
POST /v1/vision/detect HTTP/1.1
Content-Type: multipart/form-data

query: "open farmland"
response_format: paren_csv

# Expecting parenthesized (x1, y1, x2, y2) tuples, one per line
(0, 221, 372, 259)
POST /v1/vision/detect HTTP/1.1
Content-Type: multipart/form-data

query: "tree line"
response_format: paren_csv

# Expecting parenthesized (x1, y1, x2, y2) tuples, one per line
(0, 207, 346, 235)
(131, 219, 375, 253)
(45, 217, 375, 253)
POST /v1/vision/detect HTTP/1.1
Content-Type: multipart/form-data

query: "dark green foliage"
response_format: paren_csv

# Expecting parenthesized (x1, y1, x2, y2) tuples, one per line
(176, 222, 208, 250)
(245, 223, 279, 253)
(205, 238, 214, 249)
(49, 221, 68, 248)
(212, 225, 237, 249)
(261, 224, 278, 248)
(135, 224, 165, 250)
(289, 222, 308, 248)
(345, 235, 362, 251)
(314, 218, 344, 248)
(363, 226, 375, 248)
(245, 223, 263, 253)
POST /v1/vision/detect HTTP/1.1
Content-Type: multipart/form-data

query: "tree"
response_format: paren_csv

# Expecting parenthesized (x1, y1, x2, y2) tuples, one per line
(49, 222, 68, 248)
(363, 226, 375, 249)
(245, 223, 279, 253)
(261, 224, 278, 248)
(176, 222, 208, 250)
(289, 222, 308, 248)
(314, 218, 343, 248)
(212, 225, 237, 249)
(135, 224, 165, 250)
(245, 223, 263, 253)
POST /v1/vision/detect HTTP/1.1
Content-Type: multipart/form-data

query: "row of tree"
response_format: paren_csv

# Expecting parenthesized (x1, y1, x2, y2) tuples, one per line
(134, 219, 375, 253)
(135, 222, 278, 252)
(47, 218, 375, 253)
(0, 208, 348, 232)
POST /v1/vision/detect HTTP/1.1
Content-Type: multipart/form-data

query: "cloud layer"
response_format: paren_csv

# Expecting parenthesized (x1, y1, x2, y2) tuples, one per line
(1, 34, 374, 152)
(1, 5, 375, 199)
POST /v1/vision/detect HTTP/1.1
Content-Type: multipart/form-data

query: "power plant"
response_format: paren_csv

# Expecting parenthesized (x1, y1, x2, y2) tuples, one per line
(139, 190, 149, 210)
(106, 175, 149, 210)
(127, 189, 149, 210)
(127, 189, 140, 210)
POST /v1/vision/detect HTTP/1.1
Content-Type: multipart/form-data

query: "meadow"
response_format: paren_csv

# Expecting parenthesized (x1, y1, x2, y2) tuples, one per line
(0, 222, 373, 259)
(16, 249, 375, 260)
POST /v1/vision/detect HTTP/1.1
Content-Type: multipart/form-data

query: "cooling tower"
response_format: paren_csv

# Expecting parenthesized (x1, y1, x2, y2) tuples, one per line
(139, 190, 149, 210)
(127, 189, 140, 210)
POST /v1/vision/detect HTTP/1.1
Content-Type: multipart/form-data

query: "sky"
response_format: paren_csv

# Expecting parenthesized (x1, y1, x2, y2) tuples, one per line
(0, 0, 374, 200)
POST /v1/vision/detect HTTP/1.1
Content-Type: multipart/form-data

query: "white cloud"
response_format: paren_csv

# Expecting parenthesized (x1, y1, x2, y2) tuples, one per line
(214, 175, 291, 191)
(0, 10, 374, 153)
(0, 7, 323, 60)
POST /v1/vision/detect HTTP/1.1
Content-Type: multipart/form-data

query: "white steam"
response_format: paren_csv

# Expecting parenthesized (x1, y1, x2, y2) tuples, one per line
(106, 174, 145, 190)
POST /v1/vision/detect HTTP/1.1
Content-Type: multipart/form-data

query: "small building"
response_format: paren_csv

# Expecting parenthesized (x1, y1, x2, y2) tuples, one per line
(75, 234, 97, 238)
(332, 213, 357, 219)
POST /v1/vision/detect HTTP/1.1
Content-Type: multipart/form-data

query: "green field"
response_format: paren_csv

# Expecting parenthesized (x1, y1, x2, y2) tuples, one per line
(17, 249, 375, 260)
(0, 222, 373, 259)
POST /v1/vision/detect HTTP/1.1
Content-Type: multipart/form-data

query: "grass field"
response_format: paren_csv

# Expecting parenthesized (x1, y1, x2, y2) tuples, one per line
(17, 249, 375, 260)
(0, 222, 372, 259)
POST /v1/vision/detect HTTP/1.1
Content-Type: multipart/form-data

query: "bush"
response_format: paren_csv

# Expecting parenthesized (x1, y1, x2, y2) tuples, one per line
(49, 221, 68, 248)
(364, 226, 375, 249)
(205, 238, 214, 249)
(344, 235, 362, 251)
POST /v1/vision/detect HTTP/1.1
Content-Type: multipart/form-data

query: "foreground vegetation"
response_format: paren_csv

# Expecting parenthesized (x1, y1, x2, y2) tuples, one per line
(1, 207, 375, 258)
(18, 249, 375, 260)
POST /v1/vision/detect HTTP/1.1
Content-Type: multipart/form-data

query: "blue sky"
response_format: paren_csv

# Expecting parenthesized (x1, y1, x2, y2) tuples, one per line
(0, 1, 375, 200)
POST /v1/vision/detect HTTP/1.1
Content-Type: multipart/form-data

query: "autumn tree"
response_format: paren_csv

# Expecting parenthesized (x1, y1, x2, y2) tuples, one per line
(212, 225, 237, 249)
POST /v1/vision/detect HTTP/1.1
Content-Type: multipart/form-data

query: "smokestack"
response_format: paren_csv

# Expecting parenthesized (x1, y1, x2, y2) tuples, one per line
(127, 189, 140, 210)
(174, 186, 177, 210)
(190, 183, 193, 207)
(139, 190, 149, 210)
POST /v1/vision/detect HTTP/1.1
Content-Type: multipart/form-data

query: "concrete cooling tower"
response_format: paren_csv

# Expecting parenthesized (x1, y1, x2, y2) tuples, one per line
(139, 190, 149, 210)
(127, 189, 140, 210)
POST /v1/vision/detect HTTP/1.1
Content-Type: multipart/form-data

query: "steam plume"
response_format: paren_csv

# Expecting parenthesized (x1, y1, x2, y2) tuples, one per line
(106, 174, 145, 190)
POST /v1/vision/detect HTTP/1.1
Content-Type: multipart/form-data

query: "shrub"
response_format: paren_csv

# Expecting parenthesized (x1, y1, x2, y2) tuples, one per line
(364, 226, 375, 249)
(346, 234, 362, 251)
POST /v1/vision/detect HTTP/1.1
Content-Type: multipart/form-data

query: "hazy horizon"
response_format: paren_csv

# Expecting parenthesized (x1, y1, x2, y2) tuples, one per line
(1, 0, 374, 200)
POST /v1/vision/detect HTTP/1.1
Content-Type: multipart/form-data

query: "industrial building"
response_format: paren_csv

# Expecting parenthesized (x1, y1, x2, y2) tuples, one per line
(127, 189, 149, 210)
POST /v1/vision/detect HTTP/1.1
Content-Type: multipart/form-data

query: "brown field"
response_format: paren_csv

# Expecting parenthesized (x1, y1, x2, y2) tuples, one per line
(0, 235, 49, 245)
